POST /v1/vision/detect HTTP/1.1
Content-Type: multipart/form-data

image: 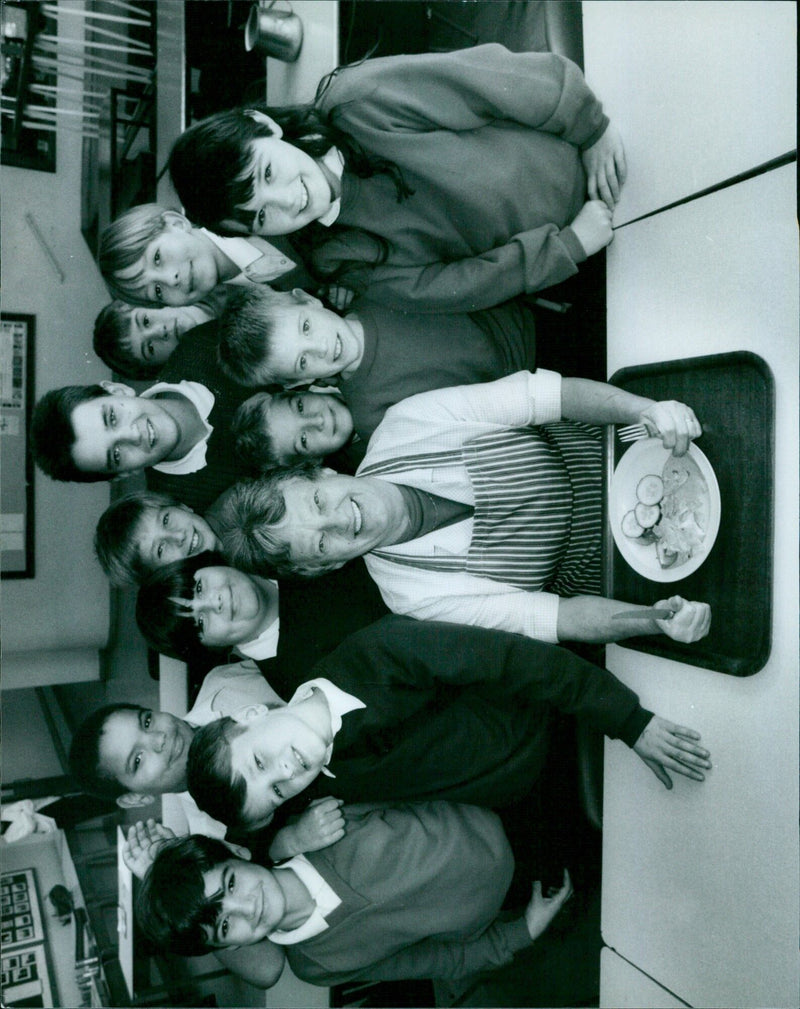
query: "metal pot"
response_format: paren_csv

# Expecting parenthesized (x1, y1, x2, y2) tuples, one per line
(245, 0, 303, 63)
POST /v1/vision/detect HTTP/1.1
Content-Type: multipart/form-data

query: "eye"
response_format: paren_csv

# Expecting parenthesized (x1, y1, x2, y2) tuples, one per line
(254, 755, 264, 771)
(145, 341, 154, 360)
(318, 534, 326, 555)
(227, 872, 235, 893)
(162, 512, 170, 527)
(295, 398, 304, 415)
(298, 355, 307, 372)
(156, 542, 165, 559)
(109, 407, 117, 428)
(154, 249, 161, 266)
(220, 917, 229, 939)
(133, 753, 142, 772)
(257, 208, 266, 229)
(112, 446, 121, 467)
(143, 313, 151, 328)
(263, 163, 272, 184)
(273, 784, 284, 799)
(196, 615, 205, 636)
(154, 284, 163, 302)
(300, 432, 308, 450)
(143, 711, 152, 729)
(302, 319, 310, 335)
(313, 490, 321, 509)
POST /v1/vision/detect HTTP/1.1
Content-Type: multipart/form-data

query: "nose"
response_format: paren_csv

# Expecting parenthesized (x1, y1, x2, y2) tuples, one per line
(149, 730, 167, 752)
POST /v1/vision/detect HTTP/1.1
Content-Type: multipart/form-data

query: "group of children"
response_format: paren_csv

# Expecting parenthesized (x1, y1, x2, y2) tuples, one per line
(30, 44, 714, 993)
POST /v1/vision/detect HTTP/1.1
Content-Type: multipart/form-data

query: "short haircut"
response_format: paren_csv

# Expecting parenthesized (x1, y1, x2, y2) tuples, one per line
(137, 834, 233, 955)
(95, 490, 186, 586)
(135, 550, 230, 660)
(98, 203, 170, 305)
(232, 391, 290, 473)
(215, 465, 322, 578)
(30, 384, 111, 483)
(187, 718, 251, 830)
(69, 703, 144, 800)
(217, 286, 296, 386)
(93, 301, 160, 380)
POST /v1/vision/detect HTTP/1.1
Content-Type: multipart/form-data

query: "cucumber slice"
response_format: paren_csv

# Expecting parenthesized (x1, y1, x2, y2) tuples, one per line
(634, 502, 661, 528)
(621, 510, 645, 539)
(636, 474, 664, 505)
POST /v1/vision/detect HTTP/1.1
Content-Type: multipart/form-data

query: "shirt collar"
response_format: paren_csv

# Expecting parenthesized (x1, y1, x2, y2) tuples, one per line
(142, 380, 214, 474)
(317, 147, 344, 227)
(267, 854, 342, 945)
(235, 607, 280, 661)
(286, 677, 365, 778)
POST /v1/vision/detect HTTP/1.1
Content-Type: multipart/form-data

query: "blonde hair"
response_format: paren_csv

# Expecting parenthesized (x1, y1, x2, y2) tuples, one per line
(98, 203, 172, 305)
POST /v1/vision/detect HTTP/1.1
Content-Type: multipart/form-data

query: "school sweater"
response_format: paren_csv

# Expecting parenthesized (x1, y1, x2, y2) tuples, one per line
(314, 45, 607, 311)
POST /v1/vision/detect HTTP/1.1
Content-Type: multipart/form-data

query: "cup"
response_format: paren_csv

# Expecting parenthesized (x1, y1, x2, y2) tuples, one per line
(245, 0, 303, 63)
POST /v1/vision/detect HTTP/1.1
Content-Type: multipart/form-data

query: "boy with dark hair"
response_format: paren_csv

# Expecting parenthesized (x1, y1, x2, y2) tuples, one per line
(217, 285, 539, 447)
(137, 804, 573, 986)
(186, 615, 712, 833)
(30, 384, 111, 483)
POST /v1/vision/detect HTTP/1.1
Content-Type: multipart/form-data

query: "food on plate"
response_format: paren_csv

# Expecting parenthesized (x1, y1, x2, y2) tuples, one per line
(622, 453, 709, 569)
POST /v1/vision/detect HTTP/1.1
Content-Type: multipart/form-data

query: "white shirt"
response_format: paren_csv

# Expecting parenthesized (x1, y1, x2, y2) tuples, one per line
(285, 677, 366, 778)
(317, 146, 345, 226)
(200, 228, 296, 284)
(268, 853, 342, 945)
(235, 589, 280, 660)
(143, 380, 215, 475)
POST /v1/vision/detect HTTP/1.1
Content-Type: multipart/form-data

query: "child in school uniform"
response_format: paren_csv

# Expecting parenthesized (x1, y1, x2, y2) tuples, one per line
(97, 204, 309, 309)
(167, 45, 626, 312)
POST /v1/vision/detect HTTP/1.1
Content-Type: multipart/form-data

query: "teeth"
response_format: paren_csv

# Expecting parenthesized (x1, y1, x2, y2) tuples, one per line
(147, 419, 155, 448)
(190, 529, 198, 554)
(351, 499, 362, 535)
(334, 336, 341, 361)
(300, 181, 308, 212)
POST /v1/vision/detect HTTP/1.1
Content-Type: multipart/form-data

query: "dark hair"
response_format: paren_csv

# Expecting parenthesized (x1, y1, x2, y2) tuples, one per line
(30, 384, 111, 482)
(217, 286, 292, 386)
(69, 703, 144, 799)
(137, 834, 233, 955)
(215, 465, 323, 578)
(168, 94, 410, 232)
(95, 490, 186, 586)
(187, 718, 251, 830)
(232, 392, 282, 473)
(135, 550, 231, 660)
(93, 301, 159, 380)
(98, 203, 172, 305)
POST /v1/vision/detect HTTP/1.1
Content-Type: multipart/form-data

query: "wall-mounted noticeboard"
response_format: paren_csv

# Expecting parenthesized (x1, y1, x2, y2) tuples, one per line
(1, 313, 35, 578)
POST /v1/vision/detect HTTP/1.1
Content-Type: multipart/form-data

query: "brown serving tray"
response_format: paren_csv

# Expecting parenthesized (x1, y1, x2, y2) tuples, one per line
(605, 351, 774, 676)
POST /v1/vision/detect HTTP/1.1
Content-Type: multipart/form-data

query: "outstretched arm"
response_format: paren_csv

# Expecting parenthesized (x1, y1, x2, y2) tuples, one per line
(557, 594, 712, 645)
(561, 378, 702, 456)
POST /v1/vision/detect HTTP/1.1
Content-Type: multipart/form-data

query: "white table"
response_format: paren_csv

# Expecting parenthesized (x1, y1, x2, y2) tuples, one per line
(582, 1, 796, 226)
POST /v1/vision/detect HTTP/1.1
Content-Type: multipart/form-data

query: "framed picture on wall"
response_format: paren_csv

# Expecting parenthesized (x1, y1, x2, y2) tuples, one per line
(0, 313, 35, 578)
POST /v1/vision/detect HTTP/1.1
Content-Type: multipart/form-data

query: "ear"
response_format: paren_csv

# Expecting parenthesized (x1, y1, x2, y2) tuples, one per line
(231, 702, 273, 725)
(100, 380, 136, 397)
(291, 288, 323, 308)
(220, 218, 252, 236)
(244, 110, 283, 139)
(222, 840, 252, 861)
(116, 792, 157, 810)
(161, 210, 191, 231)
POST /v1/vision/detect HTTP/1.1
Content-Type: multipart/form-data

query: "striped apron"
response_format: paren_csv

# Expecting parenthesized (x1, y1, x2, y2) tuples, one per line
(361, 422, 603, 597)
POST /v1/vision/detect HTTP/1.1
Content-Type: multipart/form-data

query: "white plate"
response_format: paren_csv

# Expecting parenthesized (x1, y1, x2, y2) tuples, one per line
(610, 439, 721, 583)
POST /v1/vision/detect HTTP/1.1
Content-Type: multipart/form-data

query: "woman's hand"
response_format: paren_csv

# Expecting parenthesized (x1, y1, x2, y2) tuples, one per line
(122, 819, 176, 880)
(524, 869, 573, 940)
(633, 715, 712, 789)
(582, 124, 627, 207)
(569, 200, 613, 257)
(639, 401, 703, 456)
(655, 596, 711, 642)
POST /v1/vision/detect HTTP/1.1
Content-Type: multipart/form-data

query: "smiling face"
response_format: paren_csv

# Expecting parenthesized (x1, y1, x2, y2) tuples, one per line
(228, 707, 330, 825)
(254, 391, 353, 464)
(273, 471, 409, 574)
(127, 304, 211, 366)
(133, 505, 221, 571)
(202, 858, 286, 947)
(235, 135, 333, 236)
(70, 390, 180, 476)
(113, 216, 223, 306)
(98, 708, 195, 795)
(175, 565, 276, 649)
